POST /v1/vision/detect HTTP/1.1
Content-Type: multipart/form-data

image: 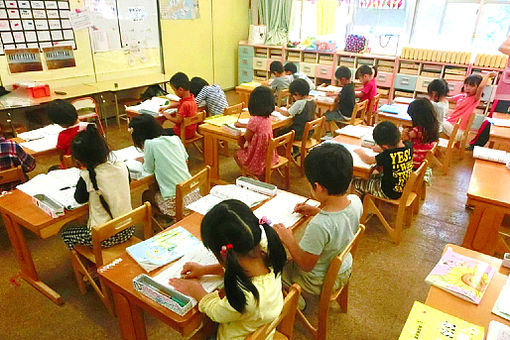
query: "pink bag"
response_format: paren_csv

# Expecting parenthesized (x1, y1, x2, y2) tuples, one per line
(345, 34, 367, 53)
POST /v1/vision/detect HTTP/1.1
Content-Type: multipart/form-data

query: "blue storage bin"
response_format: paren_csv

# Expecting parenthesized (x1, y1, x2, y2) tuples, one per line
(238, 56, 253, 69)
(238, 67, 254, 85)
(238, 45, 254, 58)
(394, 74, 418, 91)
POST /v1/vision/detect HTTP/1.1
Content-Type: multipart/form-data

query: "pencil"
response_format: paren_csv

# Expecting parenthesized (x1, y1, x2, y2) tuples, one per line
(235, 111, 243, 123)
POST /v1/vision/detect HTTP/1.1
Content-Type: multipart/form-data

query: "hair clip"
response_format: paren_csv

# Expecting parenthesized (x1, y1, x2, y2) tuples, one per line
(259, 216, 271, 226)
(127, 127, 134, 134)
(220, 243, 233, 256)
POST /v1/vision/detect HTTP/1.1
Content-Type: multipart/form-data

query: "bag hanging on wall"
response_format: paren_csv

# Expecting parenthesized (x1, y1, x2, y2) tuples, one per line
(249, 25, 267, 45)
(345, 34, 367, 53)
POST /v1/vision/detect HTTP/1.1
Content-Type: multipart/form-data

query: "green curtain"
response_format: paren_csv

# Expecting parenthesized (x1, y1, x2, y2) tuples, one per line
(259, 0, 294, 45)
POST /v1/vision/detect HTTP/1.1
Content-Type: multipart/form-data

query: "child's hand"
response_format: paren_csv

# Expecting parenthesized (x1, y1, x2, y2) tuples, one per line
(272, 223, 293, 245)
(294, 203, 320, 216)
(162, 112, 174, 120)
(181, 262, 206, 279)
(169, 278, 207, 301)
(354, 148, 366, 156)
(371, 145, 383, 153)
(159, 105, 169, 113)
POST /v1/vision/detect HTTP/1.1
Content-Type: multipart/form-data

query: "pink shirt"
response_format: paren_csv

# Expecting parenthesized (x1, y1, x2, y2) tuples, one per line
(361, 78, 377, 103)
(446, 94, 480, 131)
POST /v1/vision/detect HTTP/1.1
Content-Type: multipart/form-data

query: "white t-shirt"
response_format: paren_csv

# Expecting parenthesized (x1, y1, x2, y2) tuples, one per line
(431, 101, 449, 131)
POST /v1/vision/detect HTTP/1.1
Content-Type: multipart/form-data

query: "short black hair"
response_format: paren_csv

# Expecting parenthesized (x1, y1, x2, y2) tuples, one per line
(190, 77, 209, 97)
(269, 61, 284, 74)
(47, 99, 77, 127)
(128, 114, 164, 149)
(335, 66, 351, 80)
(289, 79, 310, 97)
(284, 62, 298, 74)
(373, 121, 400, 147)
(355, 64, 377, 79)
(464, 74, 483, 87)
(170, 72, 190, 90)
(427, 78, 449, 98)
(248, 86, 274, 117)
(304, 143, 353, 195)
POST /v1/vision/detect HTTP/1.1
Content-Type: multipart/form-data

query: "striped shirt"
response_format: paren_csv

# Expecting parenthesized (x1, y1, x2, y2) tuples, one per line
(195, 84, 228, 116)
(0, 137, 36, 191)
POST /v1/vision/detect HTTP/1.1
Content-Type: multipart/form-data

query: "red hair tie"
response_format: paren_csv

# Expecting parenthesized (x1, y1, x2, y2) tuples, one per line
(220, 244, 233, 256)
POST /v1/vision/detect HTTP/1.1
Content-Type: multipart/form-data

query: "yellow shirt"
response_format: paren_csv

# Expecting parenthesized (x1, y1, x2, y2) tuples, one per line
(198, 270, 283, 340)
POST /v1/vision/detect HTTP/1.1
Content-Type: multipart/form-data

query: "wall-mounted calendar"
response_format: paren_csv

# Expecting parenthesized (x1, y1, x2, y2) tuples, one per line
(0, 0, 76, 55)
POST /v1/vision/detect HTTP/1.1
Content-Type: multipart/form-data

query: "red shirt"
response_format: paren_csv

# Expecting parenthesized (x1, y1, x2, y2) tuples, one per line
(56, 122, 88, 167)
(361, 78, 377, 103)
(172, 95, 198, 139)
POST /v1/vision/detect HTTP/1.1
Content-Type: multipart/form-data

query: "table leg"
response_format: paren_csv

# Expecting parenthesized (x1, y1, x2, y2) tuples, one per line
(203, 134, 219, 181)
(2, 213, 63, 305)
(112, 291, 148, 340)
(114, 92, 121, 127)
(462, 204, 505, 255)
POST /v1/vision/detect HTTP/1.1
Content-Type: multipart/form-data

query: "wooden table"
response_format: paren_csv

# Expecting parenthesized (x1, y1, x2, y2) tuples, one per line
(99, 190, 313, 340)
(11, 136, 57, 157)
(332, 131, 375, 180)
(234, 83, 260, 106)
(198, 112, 292, 182)
(425, 244, 510, 330)
(489, 112, 510, 150)
(0, 175, 154, 305)
(463, 160, 510, 255)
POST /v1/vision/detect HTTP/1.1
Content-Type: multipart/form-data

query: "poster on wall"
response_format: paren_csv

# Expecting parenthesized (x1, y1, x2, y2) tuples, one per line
(5, 47, 43, 73)
(117, 0, 159, 48)
(43, 45, 75, 69)
(160, 0, 200, 20)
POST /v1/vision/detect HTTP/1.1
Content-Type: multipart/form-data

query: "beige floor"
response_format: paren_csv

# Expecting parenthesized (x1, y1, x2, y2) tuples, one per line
(0, 92, 478, 339)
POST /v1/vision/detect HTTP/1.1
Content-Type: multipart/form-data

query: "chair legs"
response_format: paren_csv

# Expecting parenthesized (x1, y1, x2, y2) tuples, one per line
(361, 196, 403, 244)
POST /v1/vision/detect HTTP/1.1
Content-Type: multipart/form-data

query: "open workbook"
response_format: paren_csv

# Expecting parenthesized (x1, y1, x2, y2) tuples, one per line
(111, 146, 151, 180)
(324, 140, 378, 170)
(18, 124, 63, 153)
(473, 146, 509, 164)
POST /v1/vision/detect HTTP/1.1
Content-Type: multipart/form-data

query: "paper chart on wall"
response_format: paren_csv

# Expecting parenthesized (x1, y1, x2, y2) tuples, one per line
(117, 0, 159, 49)
(85, 0, 121, 52)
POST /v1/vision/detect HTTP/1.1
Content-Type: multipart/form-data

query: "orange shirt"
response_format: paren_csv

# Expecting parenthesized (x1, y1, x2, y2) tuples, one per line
(172, 95, 198, 139)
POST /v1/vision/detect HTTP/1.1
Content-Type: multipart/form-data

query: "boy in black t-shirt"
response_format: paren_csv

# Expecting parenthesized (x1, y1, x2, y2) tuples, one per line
(352, 121, 414, 199)
(324, 66, 356, 135)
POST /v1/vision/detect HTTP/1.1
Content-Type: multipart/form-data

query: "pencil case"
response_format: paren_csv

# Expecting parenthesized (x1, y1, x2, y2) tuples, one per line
(33, 194, 65, 218)
(133, 274, 195, 316)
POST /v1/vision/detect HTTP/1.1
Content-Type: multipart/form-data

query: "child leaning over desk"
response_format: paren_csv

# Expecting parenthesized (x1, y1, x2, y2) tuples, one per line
(190, 76, 228, 116)
(273, 143, 362, 308)
(264, 61, 291, 98)
(324, 66, 356, 131)
(170, 199, 287, 340)
(355, 64, 378, 103)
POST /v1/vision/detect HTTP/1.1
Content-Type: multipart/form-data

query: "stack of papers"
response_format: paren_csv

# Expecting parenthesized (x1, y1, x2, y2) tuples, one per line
(126, 97, 169, 116)
(488, 117, 510, 127)
(18, 124, 64, 141)
(271, 111, 292, 121)
(473, 146, 509, 164)
(492, 276, 510, 321)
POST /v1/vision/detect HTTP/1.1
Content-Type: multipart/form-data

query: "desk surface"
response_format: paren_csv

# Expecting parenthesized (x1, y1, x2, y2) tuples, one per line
(467, 160, 510, 207)
(425, 244, 510, 330)
(333, 132, 375, 179)
(490, 112, 510, 141)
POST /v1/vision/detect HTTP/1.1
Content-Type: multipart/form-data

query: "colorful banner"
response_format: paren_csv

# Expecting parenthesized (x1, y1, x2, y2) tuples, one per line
(359, 0, 404, 9)
(5, 48, 43, 73)
(43, 45, 76, 69)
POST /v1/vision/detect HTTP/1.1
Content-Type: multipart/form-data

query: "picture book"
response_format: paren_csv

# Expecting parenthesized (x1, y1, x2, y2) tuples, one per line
(126, 227, 202, 272)
(425, 247, 495, 304)
(399, 301, 484, 340)
(492, 276, 510, 322)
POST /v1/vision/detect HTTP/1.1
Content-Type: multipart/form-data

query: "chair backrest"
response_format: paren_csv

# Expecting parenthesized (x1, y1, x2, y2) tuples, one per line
(0, 165, 25, 187)
(349, 99, 369, 125)
(447, 119, 462, 150)
(425, 142, 438, 164)
(180, 110, 206, 142)
(460, 112, 476, 146)
(71, 97, 98, 114)
(266, 130, 295, 167)
(301, 116, 325, 149)
(62, 155, 73, 169)
(175, 166, 210, 221)
(246, 284, 302, 340)
(277, 89, 291, 107)
(413, 160, 429, 194)
(366, 94, 381, 125)
(223, 103, 244, 115)
(91, 202, 153, 267)
(400, 160, 428, 203)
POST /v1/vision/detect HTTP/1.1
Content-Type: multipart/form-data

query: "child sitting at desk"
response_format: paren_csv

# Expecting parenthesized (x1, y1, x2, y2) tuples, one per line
(234, 86, 279, 177)
(0, 136, 36, 191)
(324, 66, 356, 133)
(61, 124, 133, 249)
(427, 78, 449, 130)
(264, 61, 291, 97)
(355, 65, 378, 103)
(47, 99, 88, 168)
(159, 72, 198, 139)
(273, 143, 362, 308)
(284, 62, 315, 90)
(170, 199, 286, 340)
(353, 121, 414, 199)
(275, 78, 316, 141)
(129, 114, 200, 219)
(190, 77, 228, 116)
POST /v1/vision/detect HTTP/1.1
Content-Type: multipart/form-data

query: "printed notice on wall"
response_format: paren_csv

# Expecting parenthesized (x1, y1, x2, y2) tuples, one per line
(43, 45, 75, 69)
(5, 47, 43, 73)
(160, 0, 199, 20)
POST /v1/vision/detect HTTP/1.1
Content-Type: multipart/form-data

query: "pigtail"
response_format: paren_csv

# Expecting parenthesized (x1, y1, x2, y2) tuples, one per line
(260, 222, 286, 275)
(87, 165, 113, 219)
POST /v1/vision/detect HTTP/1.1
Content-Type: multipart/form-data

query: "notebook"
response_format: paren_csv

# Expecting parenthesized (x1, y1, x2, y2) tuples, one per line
(487, 117, 510, 128)
(399, 301, 484, 340)
(20, 134, 59, 153)
(204, 114, 240, 127)
(271, 110, 292, 121)
(425, 247, 495, 304)
(111, 146, 144, 162)
(473, 146, 509, 164)
(335, 125, 374, 139)
(379, 103, 409, 115)
(126, 97, 169, 116)
(316, 85, 342, 93)
(17, 124, 64, 141)
(324, 141, 377, 169)
(492, 276, 510, 321)
(487, 321, 510, 340)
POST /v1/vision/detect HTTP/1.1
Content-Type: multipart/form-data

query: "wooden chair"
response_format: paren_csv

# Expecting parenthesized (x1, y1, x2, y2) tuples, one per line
(246, 284, 301, 340)
(364, 94, 380, 126)
(360, 161, 428, 244)
(420, 142, 437, 200)
(329, 99, 369, 135)
(0, 165, 26, 189)
(456, 112, 476, 160)
(175, 166, 210, 221)
(277, 89, 291, 107)
(179, 110, 206, 153)
(223, 102, 245, 115)
(62, 155, 74, 169)
(71, 97, 105, 136)
(296, 225, 366, 340)
(429, 119, 461, 175)
(242, 131, 295, 189)
(70, 202, 154, 314)
(291, 116, 325, 175)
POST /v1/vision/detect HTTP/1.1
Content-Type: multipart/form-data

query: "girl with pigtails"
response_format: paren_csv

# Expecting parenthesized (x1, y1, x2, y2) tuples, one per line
(61, 124, 133, 250)
(170, 199, 287, 340)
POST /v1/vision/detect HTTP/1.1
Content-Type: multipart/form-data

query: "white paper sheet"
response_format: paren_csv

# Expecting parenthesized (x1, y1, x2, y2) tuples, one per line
(111, 146, 144, 162)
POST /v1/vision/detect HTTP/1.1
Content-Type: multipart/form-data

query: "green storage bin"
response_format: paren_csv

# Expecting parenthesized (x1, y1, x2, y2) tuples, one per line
(238, 67, 254, 85)
(238, 45, 254, 58)
(394, 74, 418, 91)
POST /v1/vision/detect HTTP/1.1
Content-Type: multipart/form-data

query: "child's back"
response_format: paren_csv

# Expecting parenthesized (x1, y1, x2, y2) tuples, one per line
(279, 79, 316, 140)
(0, 136, 36, 191)
(269, 61, 291, 96)
(406, 99, 439, 169)
(190, 77, 228, 116)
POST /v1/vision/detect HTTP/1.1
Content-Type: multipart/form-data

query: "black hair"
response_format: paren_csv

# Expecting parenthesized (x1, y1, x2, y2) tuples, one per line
(128, 114, 164, 149)
(70, 124, 113, 219)
(407, 99, 439, 144)
(335, 66, 351, 80)
(373, 121, 400, 147)
(169, 72, 190, 91)
(355, 64, 377, 79)
(289, 78, 310, 97)
(269, 61, 284, 74)
(427, 78, 449, 100)
(190, 77, 209, 97)
(248, 86, 275, 117)
(201, 199, 286, 313)
(462, 74, 483, 92)
(283, 62, 298, 74)
(304, 143, 353, 195)
(47, 99, 78, 127)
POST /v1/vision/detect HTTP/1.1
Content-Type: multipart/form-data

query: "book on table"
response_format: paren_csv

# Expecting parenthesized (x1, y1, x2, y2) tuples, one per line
(492, 276, 510, 322)
(126, 97, 169, 116)
(487, 321, 510, 340)
(399, 301, 484, 340)
(425, 247, 495, 304)
(378, 103, 409, 115)
(473, 146, 509, 164)
(487, 117, 510, 128)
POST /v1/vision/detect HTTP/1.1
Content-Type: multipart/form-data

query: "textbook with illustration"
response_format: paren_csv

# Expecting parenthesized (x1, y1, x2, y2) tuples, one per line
(186, 184, 269, 215)
(127, 227, 202, 272)
(492, 276, 510, 322)
(425, 247, 495, 304)
(473, 146, 509, 164)
(399, 301, 484, 340)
